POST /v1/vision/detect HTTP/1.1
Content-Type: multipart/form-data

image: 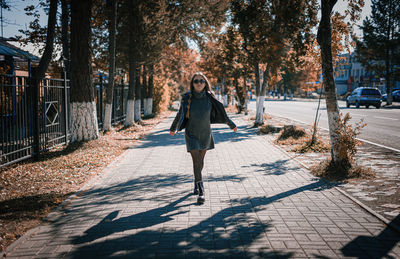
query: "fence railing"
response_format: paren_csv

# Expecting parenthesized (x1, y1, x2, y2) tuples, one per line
(1, 74, 129, 168)
(95, 78, 129, 128)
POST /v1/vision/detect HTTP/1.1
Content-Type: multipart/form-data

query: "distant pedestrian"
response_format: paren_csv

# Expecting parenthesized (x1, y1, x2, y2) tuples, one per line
(170, 72, 237, 204)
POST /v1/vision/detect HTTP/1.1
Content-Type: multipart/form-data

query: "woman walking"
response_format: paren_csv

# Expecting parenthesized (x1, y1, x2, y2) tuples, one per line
(170, 72, 237, 204)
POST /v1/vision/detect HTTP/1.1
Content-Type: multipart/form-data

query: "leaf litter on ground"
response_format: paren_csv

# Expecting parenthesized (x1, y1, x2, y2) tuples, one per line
(0, 111, 171, 252)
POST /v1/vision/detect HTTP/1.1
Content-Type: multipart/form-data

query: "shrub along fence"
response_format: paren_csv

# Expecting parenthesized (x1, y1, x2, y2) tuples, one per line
(0, 73, 129, 168)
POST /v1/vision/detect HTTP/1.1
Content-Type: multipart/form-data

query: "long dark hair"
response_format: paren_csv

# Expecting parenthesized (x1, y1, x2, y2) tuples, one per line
(186, 72, 214, 119)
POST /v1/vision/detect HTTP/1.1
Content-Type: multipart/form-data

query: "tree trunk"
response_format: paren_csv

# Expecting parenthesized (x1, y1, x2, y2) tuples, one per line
(317, 0, 342, 164)
(144, 64, 154, 116)
(29, 0, 57, 159)
(283, 83, 287, 100)
(134, 66, 141, 122)
(243, 73, 248, 115)
(125, 1, 136, 127)
(385, 0, 393, 105)
(34, 0, 58, 80)
(61, 0, 70, 79)
(233, 76, 243, 113)
(222, 77, 228, 107)
(70, 0, 99, 142)
(260, 67, 269, 123)
(125, 47, 136, 127)
(143, 66, 147, 116)
(254, 61, 264, 125)
(142, 65, 151, 116)
(385, 56, 392, 105)
(103, 0, 118, 131)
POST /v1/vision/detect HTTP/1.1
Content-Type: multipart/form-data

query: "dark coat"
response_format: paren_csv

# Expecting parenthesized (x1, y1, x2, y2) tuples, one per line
(170, 91, 236, 132)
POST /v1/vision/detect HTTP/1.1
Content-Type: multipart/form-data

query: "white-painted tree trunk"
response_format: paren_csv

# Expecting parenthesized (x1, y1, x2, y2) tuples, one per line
(103, 103, 112, 131)
(326, 107, 341, 160)
(223, 95, 228, 107)
(255, 95, 265, 125)
(134, 99, 141, 122)
(148, 98, 153, 115)
(143, 98, 147, 115)
(143, 98, 153, 116)
(125, 99, 135, 127)
(70, 101, 99, 142)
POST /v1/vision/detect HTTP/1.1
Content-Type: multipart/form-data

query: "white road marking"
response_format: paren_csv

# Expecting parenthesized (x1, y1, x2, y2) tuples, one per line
(267, 112, 400, 154)
(356, 138, 400, 153)
(374, 116, 398, 121)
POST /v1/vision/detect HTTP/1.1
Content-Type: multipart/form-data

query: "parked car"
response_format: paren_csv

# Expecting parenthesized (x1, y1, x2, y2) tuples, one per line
(382, 90, 400, 102)
(346, 87, 382, 109)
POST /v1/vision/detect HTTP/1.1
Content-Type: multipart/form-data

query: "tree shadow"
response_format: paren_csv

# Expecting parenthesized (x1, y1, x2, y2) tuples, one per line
(72, 193, 194, 244)
(66, 180, 331, 258)
(243, 159, 301, 175)
(0, 192, 73, 220)
(130, 123, 257, 150)
(341, 214, 400, 258)
(54, 173, 248, 222)
(382, 105, 400, 109)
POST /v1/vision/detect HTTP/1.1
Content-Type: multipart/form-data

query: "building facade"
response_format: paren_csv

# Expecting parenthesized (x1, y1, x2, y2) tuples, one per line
(334, 53, 399, 95)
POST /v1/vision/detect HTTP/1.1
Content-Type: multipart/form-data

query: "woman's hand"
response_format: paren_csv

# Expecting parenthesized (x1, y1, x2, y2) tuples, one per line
(170, 131, 176, 136)
(233, 127, 237, 132)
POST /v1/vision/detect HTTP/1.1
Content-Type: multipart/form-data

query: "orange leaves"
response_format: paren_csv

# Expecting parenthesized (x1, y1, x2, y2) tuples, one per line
(335, 112, 366, 163)
(153, 46, 200, 112)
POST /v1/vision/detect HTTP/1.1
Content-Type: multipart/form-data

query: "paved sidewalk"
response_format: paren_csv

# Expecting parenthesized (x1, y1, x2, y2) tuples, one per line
(4, 114, 400, 258)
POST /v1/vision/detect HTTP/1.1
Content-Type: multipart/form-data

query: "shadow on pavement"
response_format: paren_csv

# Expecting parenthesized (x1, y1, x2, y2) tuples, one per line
(72, 193, 194, 245)
(59, 173, 248, 216)
(67, 180, 331, 258)
(243, 159, 301, 175)
(341, 214, 400, 259)
(131, 124, 256, 150)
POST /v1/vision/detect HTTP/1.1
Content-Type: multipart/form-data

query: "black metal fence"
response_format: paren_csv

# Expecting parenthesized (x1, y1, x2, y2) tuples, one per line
(1, 74, 129, 168)
(95, 78, 129, 128)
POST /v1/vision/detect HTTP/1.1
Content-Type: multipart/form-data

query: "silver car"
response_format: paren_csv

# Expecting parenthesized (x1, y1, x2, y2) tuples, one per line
(346, 87, 382, 109)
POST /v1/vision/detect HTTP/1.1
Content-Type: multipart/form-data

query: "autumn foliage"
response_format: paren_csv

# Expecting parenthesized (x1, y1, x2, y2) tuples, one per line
(153, 46, 200, 112)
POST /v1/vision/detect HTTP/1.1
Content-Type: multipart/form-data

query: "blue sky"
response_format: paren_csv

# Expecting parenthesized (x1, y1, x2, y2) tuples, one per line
(333, 0, 372, 36)
(2, 0, 47, 39)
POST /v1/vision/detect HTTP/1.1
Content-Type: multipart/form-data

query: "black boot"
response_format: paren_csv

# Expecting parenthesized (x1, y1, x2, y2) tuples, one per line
(196, 181, 205, 204)
(193, 182, 199, 195)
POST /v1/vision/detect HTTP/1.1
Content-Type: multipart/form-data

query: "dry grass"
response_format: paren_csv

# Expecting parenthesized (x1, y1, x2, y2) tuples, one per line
(0, 111, 171, 251)
(310, 159, 376, 182)
(292, 138, 330, 153)
(274, 125, 330, 153)
(275, 125, 307, 144)
(259, 124, 283, 134)
(249, 114, 272, 121)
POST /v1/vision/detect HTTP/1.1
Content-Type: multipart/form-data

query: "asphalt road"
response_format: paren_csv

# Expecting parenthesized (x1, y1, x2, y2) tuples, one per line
(248, 98, 400, 152)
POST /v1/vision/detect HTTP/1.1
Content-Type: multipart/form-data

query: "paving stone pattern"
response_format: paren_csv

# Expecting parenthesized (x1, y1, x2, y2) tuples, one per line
(5, 114, 400, 258)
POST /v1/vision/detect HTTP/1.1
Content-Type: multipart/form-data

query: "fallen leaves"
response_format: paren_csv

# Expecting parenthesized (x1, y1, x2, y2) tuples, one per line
(0, 111, 171, 251)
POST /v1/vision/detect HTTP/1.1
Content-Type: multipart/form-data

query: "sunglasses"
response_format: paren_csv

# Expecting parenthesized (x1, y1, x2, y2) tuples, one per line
(193, 79, 205, 84)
